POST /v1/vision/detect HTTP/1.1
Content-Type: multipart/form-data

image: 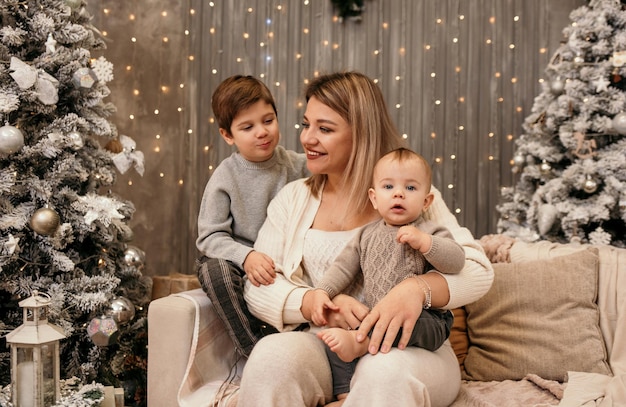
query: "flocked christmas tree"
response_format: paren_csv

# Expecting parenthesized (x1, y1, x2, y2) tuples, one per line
(498, 0, 626, 248)
(0, 0, 150, 405)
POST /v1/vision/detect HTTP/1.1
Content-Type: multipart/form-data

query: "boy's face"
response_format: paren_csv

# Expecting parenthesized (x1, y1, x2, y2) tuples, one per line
(368, 156, 434, 226)
(220, 100, 280, 162)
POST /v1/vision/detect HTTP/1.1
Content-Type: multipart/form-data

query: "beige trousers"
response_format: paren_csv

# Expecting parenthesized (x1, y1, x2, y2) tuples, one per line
(237, 331, 461, 407)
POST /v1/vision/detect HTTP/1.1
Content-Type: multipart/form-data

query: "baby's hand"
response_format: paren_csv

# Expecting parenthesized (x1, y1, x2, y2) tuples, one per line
(396, 225, 432, 253)
(310, 289, 339, 326)
(243, 251, 276, 286)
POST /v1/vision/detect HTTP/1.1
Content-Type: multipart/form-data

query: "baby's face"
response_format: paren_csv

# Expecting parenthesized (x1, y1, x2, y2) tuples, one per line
(368, 156, 433, 226)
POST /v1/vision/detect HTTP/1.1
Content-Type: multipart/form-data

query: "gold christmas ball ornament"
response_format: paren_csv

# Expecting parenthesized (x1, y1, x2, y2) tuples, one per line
(0, 125, 25, 155)
(539, 160, 552, 174)
(583, 176, 599, 194)
(30, 207, 61, 236)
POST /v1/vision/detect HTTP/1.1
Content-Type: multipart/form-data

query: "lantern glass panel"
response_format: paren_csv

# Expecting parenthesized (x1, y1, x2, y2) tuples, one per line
(16, 347, 34, 407)
(42, 343, 55, 404)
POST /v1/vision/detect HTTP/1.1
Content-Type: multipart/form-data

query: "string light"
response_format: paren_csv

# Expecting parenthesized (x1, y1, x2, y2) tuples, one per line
(90, 0, 566, 247)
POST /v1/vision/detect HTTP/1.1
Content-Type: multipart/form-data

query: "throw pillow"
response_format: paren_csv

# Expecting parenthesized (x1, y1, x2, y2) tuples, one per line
(463, 247, 611, 382)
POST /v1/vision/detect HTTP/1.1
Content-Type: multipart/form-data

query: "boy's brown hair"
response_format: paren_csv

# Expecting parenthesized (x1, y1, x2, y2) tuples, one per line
(211, 75, 277, 134)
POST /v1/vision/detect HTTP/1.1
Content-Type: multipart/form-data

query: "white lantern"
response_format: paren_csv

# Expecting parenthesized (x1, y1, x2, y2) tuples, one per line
(6, 291, 65, 406)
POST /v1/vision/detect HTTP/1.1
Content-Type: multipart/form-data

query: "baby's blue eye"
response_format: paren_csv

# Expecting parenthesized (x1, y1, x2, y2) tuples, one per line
(383, 184, 393, 190)
(407, 186, 416, 191)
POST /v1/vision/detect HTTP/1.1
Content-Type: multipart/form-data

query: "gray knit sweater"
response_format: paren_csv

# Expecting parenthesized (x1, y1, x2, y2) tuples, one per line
(196, 146, 308, 268)
(317, 218, 465, 308)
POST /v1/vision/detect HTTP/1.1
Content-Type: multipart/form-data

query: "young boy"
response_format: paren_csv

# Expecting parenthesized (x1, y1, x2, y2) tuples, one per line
(309, 148, 465, 406)
(196, 75, 308, 357)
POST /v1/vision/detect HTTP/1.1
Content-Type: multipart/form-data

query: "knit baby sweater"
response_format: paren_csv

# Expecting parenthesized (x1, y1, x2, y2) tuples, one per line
(317, 218, 465, 308)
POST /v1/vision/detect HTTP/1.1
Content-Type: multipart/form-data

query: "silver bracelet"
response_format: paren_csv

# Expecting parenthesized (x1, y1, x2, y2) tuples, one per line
(414, 276, 432, 310)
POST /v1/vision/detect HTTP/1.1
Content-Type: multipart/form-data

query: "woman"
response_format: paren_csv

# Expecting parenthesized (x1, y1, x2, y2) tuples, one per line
(238, 71, 494, 406)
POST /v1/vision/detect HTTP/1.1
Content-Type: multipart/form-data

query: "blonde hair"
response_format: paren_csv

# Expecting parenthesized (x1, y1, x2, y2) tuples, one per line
(304, 72, 406, 214)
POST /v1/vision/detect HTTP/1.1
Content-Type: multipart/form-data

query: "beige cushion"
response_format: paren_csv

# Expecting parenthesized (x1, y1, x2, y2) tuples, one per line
(463, 247, 611, 382)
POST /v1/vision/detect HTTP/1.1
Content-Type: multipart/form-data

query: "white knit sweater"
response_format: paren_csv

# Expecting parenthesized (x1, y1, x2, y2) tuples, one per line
(244, 178, 494, 331)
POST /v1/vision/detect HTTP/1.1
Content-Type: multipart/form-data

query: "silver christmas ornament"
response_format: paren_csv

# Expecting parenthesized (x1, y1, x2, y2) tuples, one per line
(72, 67, 98, 89)
(512, 153, 525, 167)
(87, 315, 119, 346)
(107, 296, 136, 325)
(0, 125, 25, 154)
(539, 160, 552, 174)
(550, 78, 565, 94)
(123, 246, 146, 269)
(30, 207, 61, 236)
(612, 112, 626, 134)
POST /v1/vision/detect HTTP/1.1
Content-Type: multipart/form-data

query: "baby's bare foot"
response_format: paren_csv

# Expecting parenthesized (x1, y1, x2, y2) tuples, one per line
(317, 328, 369, 362)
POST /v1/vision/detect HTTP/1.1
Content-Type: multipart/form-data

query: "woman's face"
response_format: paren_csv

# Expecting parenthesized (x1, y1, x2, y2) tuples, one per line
(300, 96, 353, 177)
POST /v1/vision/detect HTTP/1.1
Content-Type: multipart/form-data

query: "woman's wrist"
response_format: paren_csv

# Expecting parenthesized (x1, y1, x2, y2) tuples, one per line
(412, 276, 432, 309)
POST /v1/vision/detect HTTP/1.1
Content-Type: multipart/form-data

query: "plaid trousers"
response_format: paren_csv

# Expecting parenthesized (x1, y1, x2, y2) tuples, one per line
(196, 256, 277, 357)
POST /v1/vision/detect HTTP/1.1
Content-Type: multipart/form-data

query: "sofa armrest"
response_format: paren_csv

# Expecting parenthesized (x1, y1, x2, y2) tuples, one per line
(148, 291, 199, 406)
(148, 288, 243, 407)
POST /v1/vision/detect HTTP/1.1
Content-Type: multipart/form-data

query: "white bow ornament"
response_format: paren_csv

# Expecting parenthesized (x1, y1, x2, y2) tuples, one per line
(112, 135, 145, 176)
(9, 57, 59, 105)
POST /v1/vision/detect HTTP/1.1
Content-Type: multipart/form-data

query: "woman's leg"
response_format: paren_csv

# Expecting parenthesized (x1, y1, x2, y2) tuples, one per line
(237, 331, 334, 407)
(343, 341, 460, 407)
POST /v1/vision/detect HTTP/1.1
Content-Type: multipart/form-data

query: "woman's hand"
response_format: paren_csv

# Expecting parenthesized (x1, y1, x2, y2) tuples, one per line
(243, 251, 276, 286)
(302, 292, 368, 329)
(355, 277, 425, 355)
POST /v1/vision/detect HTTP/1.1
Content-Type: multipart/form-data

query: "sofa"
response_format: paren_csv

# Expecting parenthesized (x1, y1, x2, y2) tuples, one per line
(147, 236, 626, 406)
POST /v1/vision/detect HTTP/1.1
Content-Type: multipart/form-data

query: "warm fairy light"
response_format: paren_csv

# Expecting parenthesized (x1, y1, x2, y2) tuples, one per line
(133, 89, 139, 96)
(131, 37, 137, 43)
(129, 14, 135, 21)
(161, 11, 167, 17)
